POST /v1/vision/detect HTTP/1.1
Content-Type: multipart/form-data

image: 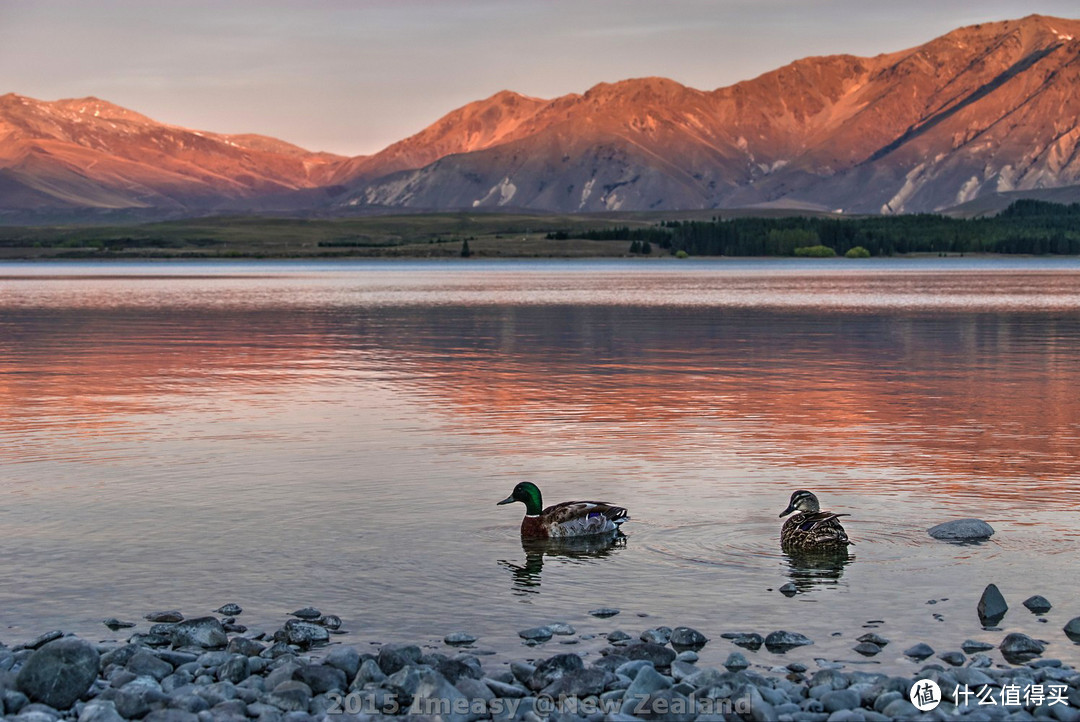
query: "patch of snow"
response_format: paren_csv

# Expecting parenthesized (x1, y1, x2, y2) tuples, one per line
(882, 162, 927, 214)
(955, 175, 981, 205)
(603, 192, 623, 211)
(736, 136, 748, 151)
(473, 177, 517, 207)
(579, 178, 596, 210)
(996, 165, 1016, 192)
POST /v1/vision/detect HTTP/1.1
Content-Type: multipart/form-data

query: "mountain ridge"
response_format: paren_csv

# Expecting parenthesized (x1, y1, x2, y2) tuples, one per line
(3, 14, 1080, 218)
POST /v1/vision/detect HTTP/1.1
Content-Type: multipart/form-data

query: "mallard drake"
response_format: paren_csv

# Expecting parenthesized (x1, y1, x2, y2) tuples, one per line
(779, 490, 852, 551)
(497, 482, 629, 539)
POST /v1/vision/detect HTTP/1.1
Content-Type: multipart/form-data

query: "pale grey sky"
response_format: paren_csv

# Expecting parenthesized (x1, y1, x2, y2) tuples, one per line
(1, 1, 1076, 156)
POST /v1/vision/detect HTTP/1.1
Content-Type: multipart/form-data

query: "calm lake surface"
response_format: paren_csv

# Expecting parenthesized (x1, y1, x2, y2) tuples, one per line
(2, 258, 1079, 672)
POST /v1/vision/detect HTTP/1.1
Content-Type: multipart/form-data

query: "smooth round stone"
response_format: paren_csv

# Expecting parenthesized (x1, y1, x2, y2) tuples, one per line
(16, 637, 100, 710)
(939, 651, 966, 666)
(821, 688, 861, 713)
(670, 626, 708, 649)
(856, 632, 889, 647)
(103, 619, 136, 630)
(853, 642, 882, 657)
(1023, 595, 1052, 614)
(589, 607, 620, 618)
(607, 630, 632, 643)
(517, 626, 553, 642)
(764, 630, 813, 652)
(724, 651, 749, 671)
(675, 650, 698, 663)
(214, 604, 242, 616)
(1064, 617, 1080, 640)
(547, 622, 575, 635)
(927, 518, 995, 540)
(443, 632, 477, 646)
(289, 607, 321, 620)
(779, 582, 798, 597)
(145, 611, 183, 623)
(903, 643, 935, 660)
(962, 639, 995, 653)
(999, 632, 1045, 662)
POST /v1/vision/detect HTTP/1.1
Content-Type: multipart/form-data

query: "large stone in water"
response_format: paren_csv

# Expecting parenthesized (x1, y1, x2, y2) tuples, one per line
(669, 626, 708, 649)
(170, 617, 227, 649)
(16, 637, 100, 709)
(927, 519, 994, 540)
(1023, 595, 1052, 614)
(999, 632, 1045, 663)
(977, 584, 1008, 625)
(764, 630, 813, 652)
(1065, 617, 1080, 641)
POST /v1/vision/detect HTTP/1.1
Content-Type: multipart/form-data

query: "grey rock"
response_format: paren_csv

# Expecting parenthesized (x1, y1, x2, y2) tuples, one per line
(615, 659, 654, 679)
(669, 659, 697, 682)
(171, 618, 227, 649)
(149, 623, 178, 636)
(881, 698, 919, 718)
(435, 657, 481, 684)
(999, 632, 1045, 662)
(408, 671, 471, 722)
(214, 604, 242, 616)
(20, 631, 64, 651)
(856, 633, 889, 647)
(225, 637, 265, 657)
(724, 652, 749, 671)
(627, 688, 695, 721)
(443, 632, 477, 646)
(16, 637, 100, 709)
(821, 688, 861, 712)
(127, 651, 173, 681)
(978, 583, 1009, 625)
(102, 619, 136, 631)
(324, 646, 361, 680)
(294, 664, 346, 694)
(509, 660, 535, 684)
(903, 643, 935, 660)
(1064, 617, 1080, 640)
(216, 655, 250, 684)
(267, 680, 312, 712)
(526, 653, 583, 691)
(547, 622, 576, 635)
(278, 620, 329, 648)
(607, 630, 632, 643)
(351, 658, 386, 687)
(114, 677, 166, 719)
(639, 627, 672, 645)
(727, 632, 764, 650)
(1024, 595, 1052, 614)
(765, 631, 814, 652)
(518, 626, 553, 642)
(588, 607, 620, 618)
(622, 643, 676, 668)
(962, 639, 996, 653)
(669, 627, 708, 649)
(927, 518, 995, 540)
(624, 665, 672, 700)
(483, 676, 527, 698)
(289, 607, 321, 620)
(780, 582, 798, 597)
(144, 710, 200, 722)
(541, 667, 609, 697)
(675, 650, 698, 663)
(315, 614, 342, 630)
(853, 642, 882, 657)
(145, 611, 184, 623)
(939, 651, 966, 666)
(77, 699, 125, 722)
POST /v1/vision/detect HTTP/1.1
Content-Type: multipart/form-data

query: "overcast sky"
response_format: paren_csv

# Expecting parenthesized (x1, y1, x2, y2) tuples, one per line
(2, 1, 1077, 156)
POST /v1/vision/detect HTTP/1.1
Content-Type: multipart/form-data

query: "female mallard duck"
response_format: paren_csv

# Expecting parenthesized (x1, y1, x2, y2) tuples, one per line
(497, 482, 629, 539)
(779, 490, 852, 551)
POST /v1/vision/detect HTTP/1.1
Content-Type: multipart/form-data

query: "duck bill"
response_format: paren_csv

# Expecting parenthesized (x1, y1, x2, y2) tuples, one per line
(779, 504, 797, 517)
(496, 495, 516, 506)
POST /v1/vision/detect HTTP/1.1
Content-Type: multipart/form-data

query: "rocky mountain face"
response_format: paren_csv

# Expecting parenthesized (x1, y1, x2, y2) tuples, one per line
(0, 94, 344, 212)
(3, 15, 1079, 218)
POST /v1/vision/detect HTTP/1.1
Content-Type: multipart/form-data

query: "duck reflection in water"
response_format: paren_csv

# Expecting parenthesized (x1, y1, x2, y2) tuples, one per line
(782, 547, 854, 592)
(499, 534, 627, 596)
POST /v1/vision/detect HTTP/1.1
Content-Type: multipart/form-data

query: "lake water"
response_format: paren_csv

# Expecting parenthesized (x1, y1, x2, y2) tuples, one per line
(2, 258, 1079, 673)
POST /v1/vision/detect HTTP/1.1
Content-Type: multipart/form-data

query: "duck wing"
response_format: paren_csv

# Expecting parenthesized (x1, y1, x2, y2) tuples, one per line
(798, 512, 852, 545)
(541, 501, 629, 538)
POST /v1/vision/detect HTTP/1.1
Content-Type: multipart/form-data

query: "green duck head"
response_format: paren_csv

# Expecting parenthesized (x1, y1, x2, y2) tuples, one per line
(780, 489, 820, 517)
(497, 482, 543, 516)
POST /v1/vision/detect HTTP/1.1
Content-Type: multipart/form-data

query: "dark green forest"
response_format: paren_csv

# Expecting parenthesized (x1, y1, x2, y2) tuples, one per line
(562, 200, 1080, 256)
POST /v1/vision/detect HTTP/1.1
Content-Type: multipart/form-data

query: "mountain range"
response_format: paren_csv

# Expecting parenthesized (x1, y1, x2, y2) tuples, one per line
(2, 14, 1080, 221)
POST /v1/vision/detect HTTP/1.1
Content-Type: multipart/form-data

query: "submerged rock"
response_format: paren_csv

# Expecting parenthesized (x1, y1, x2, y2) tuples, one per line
(16, 637, 100, 709)
(1023, 595, 1052, 614)
(853, 642, 882, 656)
(102, 618, 136, 631)
(999, 632, 1045, 662)
(214, 603, 242, 616)
(443, 631, 477, 646)
(669, 626, 708, 649)
(977, 583, 1008, 625)
(144, 611, 183, 623)
(779, 582, 798, 596)
(903, 642, 935, 660)
(927, 518, 994, 540)
(589, 607, 621, 618)
(517, 626, 553, 642)
(289, 606, 321, 619)
(1064, 617, 1080, 641)
(764, 630, 813, 652)
(856, 632, 889, 646)
(724, 632, 764, 650)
